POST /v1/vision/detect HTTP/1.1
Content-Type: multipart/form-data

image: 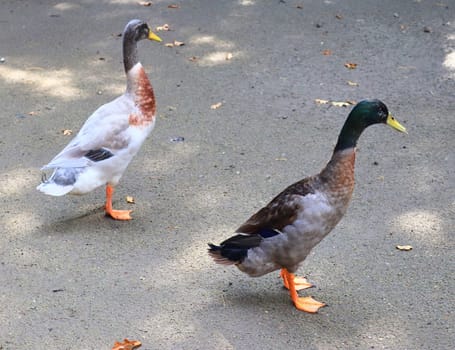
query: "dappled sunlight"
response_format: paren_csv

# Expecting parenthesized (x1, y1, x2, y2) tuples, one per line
(1, 211, 42, 237)
(392, 209, 445, 244)
(239, 0, 255, 5)
(0, 167, 38, 197)
(354, 316, 412, 349)
(53, 2, 80, 11)
(188, 34, 243, 67)
(141, 143, 200, 175)
(198, 51, 243, 67)
(443, 32, 455, 77)
(0, 66, 83, 99)
(98, 82, 126, 96)
(190, 35, 235, 50)
(443, 51, 455, 77)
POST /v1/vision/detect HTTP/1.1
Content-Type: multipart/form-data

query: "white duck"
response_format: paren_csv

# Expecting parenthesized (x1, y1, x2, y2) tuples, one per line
(37, 19, 162, 220)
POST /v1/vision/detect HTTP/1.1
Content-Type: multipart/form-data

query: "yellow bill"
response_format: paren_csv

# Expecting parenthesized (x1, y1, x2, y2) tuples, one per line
(148, 29, 162, 42)
(386, 114, 407, 134)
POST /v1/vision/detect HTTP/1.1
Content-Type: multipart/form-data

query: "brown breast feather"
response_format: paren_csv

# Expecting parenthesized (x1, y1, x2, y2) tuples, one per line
(129, 67, 156, 126)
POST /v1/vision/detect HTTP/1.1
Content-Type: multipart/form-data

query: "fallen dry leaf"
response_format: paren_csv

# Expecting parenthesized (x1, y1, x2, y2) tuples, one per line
(226, 52, 233, 60)
(138, 1, 152, 6)
(112, 338, 141, 350)
(344, 62, 358, 69)
(28, 111, 39, 116)
(168, 4, 180, 8)
(156, 24, 170, 31)
(322, 49, 332, 56)
(188, 56, 198, 62)
(296, 5, 303, 9)
(335, 13, 343, 19)
(210, 102, 223, 110)
(62, 129, 73, 136)
(315, 99, 355, 107)
(275, 157, 288, 161)
(126, 196, 135, 204)
(347, 80, 359, 86)
(396, 245, 413, 251)
(165, 40, 184, 47)
(331, 101, 354, 107)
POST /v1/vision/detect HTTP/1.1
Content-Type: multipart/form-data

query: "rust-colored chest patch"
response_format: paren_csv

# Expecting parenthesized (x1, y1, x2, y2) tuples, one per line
(320, 149, 356, 204)
(129, 67, 156, 126)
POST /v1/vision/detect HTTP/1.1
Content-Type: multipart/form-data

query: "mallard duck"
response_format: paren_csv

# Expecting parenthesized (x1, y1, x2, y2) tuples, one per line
(37, 19, 162, 220)
(209, 99, 407, 313)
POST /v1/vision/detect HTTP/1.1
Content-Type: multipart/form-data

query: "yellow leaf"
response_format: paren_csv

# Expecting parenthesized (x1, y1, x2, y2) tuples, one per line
(210, 102, 223, 110)
(347, 80, 359, 86)
(164, 43, 174, 47)
(344, 62, 358, 69)
(396, 245, 413, 251)
(126, 196, 135, 204)
(112, 338, 142, 350)
(331, 101, 355, 107)
(315, 98, 329, 104)
(156, 24, 170, 31)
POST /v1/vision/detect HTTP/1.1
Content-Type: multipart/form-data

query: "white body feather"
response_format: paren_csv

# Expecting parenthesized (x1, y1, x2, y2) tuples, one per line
(37, 64, 156, 196)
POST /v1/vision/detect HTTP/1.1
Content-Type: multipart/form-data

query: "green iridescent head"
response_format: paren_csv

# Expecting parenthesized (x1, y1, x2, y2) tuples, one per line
(334, 99, 407, 151)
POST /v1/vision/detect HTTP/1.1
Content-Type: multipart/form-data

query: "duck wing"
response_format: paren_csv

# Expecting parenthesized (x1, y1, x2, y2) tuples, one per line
(42, 95, 134, 169)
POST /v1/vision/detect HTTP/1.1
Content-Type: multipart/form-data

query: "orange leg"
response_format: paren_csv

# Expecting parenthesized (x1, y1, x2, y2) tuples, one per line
(281, 268, 326, 313)
(105, 184, 132, 220)
(280, 268, 313, 291)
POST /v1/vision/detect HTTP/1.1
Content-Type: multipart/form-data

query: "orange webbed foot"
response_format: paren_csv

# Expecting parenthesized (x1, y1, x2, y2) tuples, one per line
(281, 268, 326, 313)
(293, 296, 326, 313)
(280, 269, 313, 291)
(105, 208, 133, 221)
(105, 184, 133, 220)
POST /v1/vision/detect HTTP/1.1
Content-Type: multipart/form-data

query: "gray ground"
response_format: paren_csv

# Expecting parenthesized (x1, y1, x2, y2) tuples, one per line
(0, 0, 454, 349)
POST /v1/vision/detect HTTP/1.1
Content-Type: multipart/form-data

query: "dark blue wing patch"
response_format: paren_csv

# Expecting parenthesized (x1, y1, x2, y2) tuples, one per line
(84, 148, 114, 162)
(258, 227, 281, 239)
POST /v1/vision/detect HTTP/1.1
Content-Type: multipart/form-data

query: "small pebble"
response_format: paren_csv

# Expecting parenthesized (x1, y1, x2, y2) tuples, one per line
(423, 26, 432, 33)
(0, 57, 5, 63)
(97, 90, 103, 95)
(170, 136, 184, 142)
(393, 13, 399, 18)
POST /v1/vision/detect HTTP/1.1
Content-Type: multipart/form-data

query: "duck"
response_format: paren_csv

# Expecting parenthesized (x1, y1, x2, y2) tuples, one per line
(209, 99, 407, 313)
(37, 19, 162, 220)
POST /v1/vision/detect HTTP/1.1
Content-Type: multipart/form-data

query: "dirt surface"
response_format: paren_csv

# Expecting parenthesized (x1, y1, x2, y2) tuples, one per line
(0, 1, 454, 349)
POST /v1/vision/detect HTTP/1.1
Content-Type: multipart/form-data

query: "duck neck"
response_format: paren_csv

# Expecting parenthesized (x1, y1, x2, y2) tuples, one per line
(123, 34, 139, 74)
(318, 148, 356, 204)
(333, 117, 365, 152)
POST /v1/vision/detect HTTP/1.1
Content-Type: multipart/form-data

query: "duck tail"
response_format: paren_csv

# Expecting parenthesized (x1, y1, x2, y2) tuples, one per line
(36, 181, 73, 196)
(36, 169, 75, 196)
(208, 243, 244, 265)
